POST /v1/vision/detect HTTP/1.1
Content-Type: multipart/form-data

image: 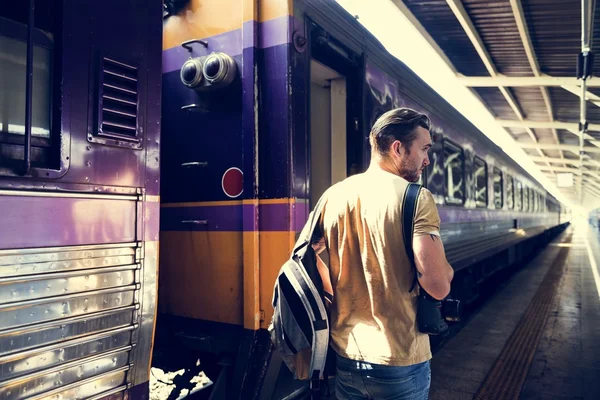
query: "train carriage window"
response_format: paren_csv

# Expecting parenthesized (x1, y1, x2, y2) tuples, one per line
(493, 167, 503, 209)
(529, 188, 535, 212)
(523, 187, 529, 211)
(0, 1, 62, 174)
(473, 156, 487, 208)
(506, 175, 514, 209)
(515, 180, 523, 211)
(443, 140, 465, 205)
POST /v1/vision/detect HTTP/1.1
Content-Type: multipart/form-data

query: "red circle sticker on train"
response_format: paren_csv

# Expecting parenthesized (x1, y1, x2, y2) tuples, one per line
(222, 167, 243, 198)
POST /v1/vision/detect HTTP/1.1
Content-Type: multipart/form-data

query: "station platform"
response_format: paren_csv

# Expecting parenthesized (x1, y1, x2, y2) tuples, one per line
(429, 220, 600, 400)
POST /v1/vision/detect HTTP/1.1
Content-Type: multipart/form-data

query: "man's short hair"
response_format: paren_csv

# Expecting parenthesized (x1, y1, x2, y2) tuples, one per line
(369, 108, 431, 155)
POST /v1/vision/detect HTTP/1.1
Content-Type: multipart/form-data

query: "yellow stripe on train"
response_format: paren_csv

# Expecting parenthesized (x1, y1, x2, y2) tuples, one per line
(163, 0, 293, 50)
(158, 230, 296, 330)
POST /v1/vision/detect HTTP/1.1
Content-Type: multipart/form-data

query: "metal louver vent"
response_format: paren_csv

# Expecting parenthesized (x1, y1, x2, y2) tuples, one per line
(97, 57, 139, 143)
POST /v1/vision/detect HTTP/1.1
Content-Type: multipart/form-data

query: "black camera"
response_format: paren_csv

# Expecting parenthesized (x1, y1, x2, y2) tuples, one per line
(416, 290, 462, 336)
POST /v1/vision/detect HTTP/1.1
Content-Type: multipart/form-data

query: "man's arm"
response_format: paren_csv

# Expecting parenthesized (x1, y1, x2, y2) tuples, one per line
(411, 189, 454, 300)
(413, 233, 454, 300)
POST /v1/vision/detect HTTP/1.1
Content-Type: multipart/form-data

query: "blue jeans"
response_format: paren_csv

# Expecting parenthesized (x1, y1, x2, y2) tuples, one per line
(334, 353, 431, 400)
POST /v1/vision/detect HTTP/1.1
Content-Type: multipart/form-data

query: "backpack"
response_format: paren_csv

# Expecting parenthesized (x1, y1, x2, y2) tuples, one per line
(268, 192, 331, 394)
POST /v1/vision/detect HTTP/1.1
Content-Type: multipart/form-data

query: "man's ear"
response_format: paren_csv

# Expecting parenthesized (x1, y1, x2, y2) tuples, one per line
(395, 141, 403, 157)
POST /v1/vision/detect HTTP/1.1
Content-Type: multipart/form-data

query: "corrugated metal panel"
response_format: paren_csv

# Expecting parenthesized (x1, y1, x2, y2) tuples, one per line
(403, 0, 489, 76)
(511, 87, 551, 122)
(473, 87, 516, 119)
(402, 0, 600, 202)
(462, 0, 533, 76)
(506, 127, 528, 139)
(524, 0, 582, 77)
(550, 87, 600, 122)
(558, 129, 580, 146)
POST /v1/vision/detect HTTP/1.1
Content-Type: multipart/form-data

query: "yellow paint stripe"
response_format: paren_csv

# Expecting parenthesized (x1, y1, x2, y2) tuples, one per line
(256, 0, 293, 22)
(146, 195, 160, 203)
(243, 230, 260, 330)
(164, 0, 293, 51)
(161, 200, 244, 208)
(161, 198, 304, 208)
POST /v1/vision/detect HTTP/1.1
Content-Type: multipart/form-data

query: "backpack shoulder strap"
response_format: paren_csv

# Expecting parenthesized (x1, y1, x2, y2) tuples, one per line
(402, 183, 422, 293)
(294, 192, 328, 254)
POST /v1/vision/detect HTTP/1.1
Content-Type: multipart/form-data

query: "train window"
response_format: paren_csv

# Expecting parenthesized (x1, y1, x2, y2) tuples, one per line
(515, 181, 523, 211)
(473, 156, 487, 208)
(443, 140, 465, 205)
(529, 189, 535, 212)
(506, 175, 514, 209)
(0, 1, 62, 174)
(523, 187, 529, 211)
(493, 167, 503, 209)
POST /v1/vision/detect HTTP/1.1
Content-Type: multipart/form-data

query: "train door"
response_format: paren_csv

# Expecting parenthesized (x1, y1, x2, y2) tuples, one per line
(309, 59, 347, 207)
(307, 22, 364, 209)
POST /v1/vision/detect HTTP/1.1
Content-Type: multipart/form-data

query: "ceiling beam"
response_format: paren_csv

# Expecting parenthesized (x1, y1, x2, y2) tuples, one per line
(561, 84, 600, 108)
(538, 165, 600, 185)
(457, 76, 600, 87)
(543, 172, 600, 196)
(390, 0, 458, 73)
(444, 0, 552, 174)
(496, 119, 600, 132)
(509, 0, 565, 167)
(529, 156, 600, 167)
(519, 142, 600, 154)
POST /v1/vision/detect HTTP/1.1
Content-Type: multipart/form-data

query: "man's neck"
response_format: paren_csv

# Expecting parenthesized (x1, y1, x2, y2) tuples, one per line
(368, 155, 400, 177)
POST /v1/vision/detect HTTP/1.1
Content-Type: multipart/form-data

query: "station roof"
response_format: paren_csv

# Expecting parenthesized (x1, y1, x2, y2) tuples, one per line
(387, 0, 599, 211)
(338, 0, 600, 209)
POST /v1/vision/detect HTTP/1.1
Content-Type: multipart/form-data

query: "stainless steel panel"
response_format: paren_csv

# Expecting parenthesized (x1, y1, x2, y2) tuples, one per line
(87, 386, 126, 400)
(0, 220, 143, 398)
(25, 366, 129, 400)
(0, 266, 137, 304)
(0, 308, 135, 357)
(0, 245, 136, 277)
(0, 328, 134, 380)
(441, 220, 514, 245)
(0, 286, 137, 330)
(0, 189, 138, 201)
(131, 240, 158, 386)
(0, 243, 136, 259)
(0, 254, 136, 278)
(0, 349, 130, 400)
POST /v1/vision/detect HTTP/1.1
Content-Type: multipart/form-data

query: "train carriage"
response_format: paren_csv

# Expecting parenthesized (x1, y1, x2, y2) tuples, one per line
(0, 0, 570, 399)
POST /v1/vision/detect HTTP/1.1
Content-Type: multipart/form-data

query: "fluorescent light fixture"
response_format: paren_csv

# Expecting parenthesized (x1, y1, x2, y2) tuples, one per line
(557, 173, 574, 188)
(335, 0, 581, 212)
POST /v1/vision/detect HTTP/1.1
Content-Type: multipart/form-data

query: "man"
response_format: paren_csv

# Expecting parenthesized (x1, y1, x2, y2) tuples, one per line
(312, 107, 454, 399)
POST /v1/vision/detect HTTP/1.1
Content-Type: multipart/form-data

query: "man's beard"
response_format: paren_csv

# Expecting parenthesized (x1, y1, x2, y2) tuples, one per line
(400, 158, 421, 182)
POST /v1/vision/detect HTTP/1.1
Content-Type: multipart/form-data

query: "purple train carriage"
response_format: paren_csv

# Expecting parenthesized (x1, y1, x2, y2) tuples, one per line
(0, 0, 569, 399)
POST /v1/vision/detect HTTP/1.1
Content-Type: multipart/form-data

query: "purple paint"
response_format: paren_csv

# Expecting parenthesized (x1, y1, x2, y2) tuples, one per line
(241, 20, 257, 50)
(258, 44, 292, 199)
(145, 202, 161, 241)
(162, 16, 292, 74)
(364, 62, 541, 189)
(438, 206, 549, 224)
(161, 202, 309, 232)
(0, 195, 137, 250)
(258, 17, 292, 49)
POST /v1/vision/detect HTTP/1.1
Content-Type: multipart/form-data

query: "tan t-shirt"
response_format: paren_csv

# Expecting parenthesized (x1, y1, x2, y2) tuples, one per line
(317, 167, 441, 366)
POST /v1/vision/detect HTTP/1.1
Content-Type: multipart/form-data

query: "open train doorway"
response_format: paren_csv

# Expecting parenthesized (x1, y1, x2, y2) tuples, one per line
(309, 59, 347, 208)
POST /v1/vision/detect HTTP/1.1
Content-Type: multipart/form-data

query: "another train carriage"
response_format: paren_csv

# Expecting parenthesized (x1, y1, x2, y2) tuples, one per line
(0, 1, 162, 399)
(157, 0, 569, 399)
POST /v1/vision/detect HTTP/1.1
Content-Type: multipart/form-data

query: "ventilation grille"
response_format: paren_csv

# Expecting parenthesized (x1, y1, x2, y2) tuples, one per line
(98, 57, 139, 141)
